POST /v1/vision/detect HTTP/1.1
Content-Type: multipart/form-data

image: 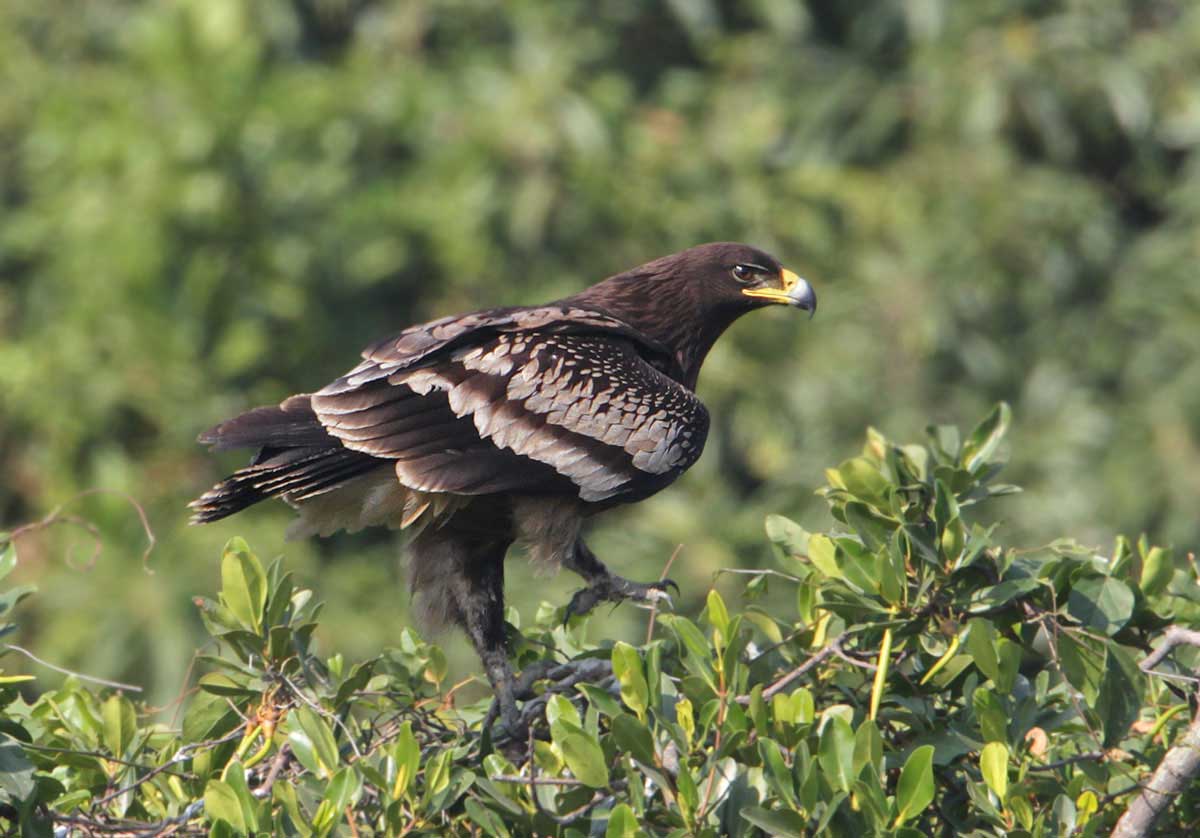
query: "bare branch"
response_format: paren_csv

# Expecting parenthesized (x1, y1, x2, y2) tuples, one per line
(1112, 625, 1200, 838)
(1140, 627, 1200, 674)
(1112, 705, 1200, 838)
(735, 631, 869, 705)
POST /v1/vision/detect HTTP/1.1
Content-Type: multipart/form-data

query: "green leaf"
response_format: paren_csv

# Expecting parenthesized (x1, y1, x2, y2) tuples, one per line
(706, 589, 730, 641)
(320, 767, 362, 818)
(853, 720, 883, 777)
(963, 579, 1040, 613)
(391, 721, 420, 798)
(605, 802, 642, 838)
(765, 515, 809, 565)
(183, 689, 241, 743)
(836, 457, 891, 507)
(0, 733, 35, 803)
(1139, 547, 1174, 597)
(817, 716, 855, 793)
(972, 688, 1007, 743)
(101, 694, 137, 759)
(894, 745, 935, 825)
(1057, 633, 1107, 703)
(466, 797, 512, 838)
(287, 706, 339, 779)
(995, 637, 1022, 694)
(611, 642, 649, 718)
(807, 534, 842, 579)
(741, 806, 807, 838)
(1097, 644, 1145, 747)
(759, 739, 799, 810)
(220, 537, 268, 634)
(961, 403, 1011, 473)
(1068, 576, 1135, 636)
(205, 778, 248, 835)
(980, 742, 1008, 799)
(965, 618, 1000, 683)
(551, 718, 609, 788)
(545, 693, 582, 728)
(223, 761, 260, 835)
(610, 713, 656, 767)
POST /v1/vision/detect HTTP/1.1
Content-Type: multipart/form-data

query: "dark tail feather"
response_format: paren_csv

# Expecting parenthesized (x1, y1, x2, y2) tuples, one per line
(190, 395, 380, 524)
(198, 394, 332, 453)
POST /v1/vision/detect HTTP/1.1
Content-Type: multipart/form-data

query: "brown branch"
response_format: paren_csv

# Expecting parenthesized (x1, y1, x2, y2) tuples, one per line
(1112, 705, 1200, 838)
(1139, 627, 1200, 674)
(735, 631, 867, 705)
(1112, 626, 1200, 838)
(646, 544, 683, 643)
(8, 488, 157, 573)
(1026, 751, 1105, 772)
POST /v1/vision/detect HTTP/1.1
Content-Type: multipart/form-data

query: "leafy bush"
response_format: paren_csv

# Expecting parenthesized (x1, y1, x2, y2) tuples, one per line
(1, 405, 1197, 836)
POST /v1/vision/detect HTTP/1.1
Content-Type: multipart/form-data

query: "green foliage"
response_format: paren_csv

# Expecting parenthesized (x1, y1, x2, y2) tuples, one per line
(3, 0, 1200, 702)
(1, 405, 1198, 836)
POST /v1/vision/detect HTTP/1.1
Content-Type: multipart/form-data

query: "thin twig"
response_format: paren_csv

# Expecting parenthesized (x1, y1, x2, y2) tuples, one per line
(3, 644, 143, 693)
(252, 744, 291, 797)
(491, 775, 584, 786)
(523, 726, 613, 826)
(278, 672, 363, 758)
(8, 488, 157, 573)
(646, 544, 683, 644)
(92, 728, 244, 809)
(1026, 751, 1105, 772)
(735, 632, 854, 705)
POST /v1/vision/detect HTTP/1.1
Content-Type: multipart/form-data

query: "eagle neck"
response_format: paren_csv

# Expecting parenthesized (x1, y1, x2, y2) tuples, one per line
(566, 273, 742, 391)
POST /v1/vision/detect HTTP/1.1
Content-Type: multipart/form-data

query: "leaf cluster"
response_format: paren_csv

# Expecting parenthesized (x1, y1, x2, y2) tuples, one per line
(1, 405, 1199, 836)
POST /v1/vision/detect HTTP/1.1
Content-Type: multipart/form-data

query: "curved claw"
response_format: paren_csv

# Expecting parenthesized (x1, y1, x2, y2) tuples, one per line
(656, 578, 681, 596)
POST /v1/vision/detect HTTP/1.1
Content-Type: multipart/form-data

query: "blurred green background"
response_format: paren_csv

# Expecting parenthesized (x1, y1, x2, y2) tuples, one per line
(2, 0, 1198, 705)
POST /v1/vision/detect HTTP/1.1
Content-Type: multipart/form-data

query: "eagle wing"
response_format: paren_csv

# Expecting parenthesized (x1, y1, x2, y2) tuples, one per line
(310, 306, 709, 503)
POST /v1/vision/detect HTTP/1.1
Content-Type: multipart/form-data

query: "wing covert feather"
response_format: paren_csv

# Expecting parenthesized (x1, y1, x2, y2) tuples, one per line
(310, 312, 707, 502)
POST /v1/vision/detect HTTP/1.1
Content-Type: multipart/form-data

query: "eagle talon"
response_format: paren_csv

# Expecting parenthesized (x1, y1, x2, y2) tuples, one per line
(563, 574, 680, 623)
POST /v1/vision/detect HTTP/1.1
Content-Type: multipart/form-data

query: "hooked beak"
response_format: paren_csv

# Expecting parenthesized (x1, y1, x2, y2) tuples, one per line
(741, 269, 817, 318)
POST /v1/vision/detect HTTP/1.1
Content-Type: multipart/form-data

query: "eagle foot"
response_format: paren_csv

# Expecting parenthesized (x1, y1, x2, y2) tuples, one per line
(564, 575, 679, 623)
(484, 658, 615, 751)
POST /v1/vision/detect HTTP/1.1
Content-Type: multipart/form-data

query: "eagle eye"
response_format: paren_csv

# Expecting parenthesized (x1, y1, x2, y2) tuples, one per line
(731, 264, 759, 283)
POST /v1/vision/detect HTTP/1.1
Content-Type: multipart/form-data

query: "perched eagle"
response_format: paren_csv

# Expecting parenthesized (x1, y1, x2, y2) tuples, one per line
(191, 242, 816, 735)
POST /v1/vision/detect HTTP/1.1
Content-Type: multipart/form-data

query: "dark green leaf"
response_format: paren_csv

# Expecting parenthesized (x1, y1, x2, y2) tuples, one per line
(961, 403, 1011, 473)
(1098, 644, 1145, 747)
(0, 733, 34, 803)
(740, 806, 807, 838)
(817, 717, 855, 793)
(895, 745, 935, 824)
(205, 779, 248, 835)
(101, 694, 136, 759)
(220, 537, 268, 634)
(1068, 576, 1135, 636)
(610, 714, 656, 767)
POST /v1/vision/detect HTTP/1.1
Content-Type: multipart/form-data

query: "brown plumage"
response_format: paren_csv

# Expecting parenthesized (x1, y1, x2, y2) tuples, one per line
(190, 242, 816, 736)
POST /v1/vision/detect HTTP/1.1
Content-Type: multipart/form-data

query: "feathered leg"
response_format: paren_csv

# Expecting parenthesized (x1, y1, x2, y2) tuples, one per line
(409, 528, 521, 737)
(562, 538, 678, 621)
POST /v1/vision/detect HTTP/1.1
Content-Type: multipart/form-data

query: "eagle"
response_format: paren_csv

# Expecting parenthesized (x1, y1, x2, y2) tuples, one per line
(190, 242, 816, 736)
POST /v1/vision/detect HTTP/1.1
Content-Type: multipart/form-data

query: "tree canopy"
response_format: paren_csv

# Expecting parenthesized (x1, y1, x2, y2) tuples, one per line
(1, 0, 1198, 811)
